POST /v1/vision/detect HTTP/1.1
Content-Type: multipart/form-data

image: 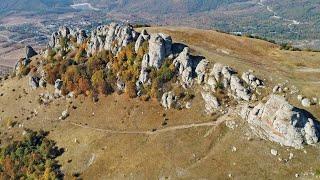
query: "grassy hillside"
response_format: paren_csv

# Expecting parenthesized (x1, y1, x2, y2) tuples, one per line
(0, 26, 319, 178)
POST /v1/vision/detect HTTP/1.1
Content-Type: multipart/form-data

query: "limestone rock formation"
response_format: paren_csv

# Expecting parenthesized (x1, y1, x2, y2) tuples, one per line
(173, 47, 193, 87)
(49, 26, 71, 49)
(148, 33, 172, 69)
(241, 71, 264, 89)
(135, 29, 150, 53)
(201, 91, 220, 114)
(240, 95, 319, 149)
(161, 92, 176, 109)
(195, 59, 208, 84)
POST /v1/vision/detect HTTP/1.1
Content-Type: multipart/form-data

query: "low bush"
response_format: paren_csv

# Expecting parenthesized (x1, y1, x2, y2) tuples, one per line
(0, 130, 63, 179)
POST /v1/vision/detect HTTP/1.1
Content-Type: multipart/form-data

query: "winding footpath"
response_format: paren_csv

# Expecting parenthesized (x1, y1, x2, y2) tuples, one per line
(69, 118, 226, 135)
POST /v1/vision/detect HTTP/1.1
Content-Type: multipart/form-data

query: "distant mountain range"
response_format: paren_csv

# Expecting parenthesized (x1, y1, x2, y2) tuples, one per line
(0, 0, 319, 49)
(0, 0, 72, 13)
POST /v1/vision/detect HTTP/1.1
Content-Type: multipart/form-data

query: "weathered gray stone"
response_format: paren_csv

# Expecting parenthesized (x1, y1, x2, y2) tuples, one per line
(201, 91, 220, 113)
(230, 75, 251, 101)
(55, 79, 63, 90)
(195, 59, 208, 84)
(161, 92, 175, 109)
(135, 29, 150, 53)
(301, 98, 311, 107)
(29, 76, 40, 89)
(173, 47, 193, 87)
(146, 33, 172, 69)
(240, 95, 319, 149)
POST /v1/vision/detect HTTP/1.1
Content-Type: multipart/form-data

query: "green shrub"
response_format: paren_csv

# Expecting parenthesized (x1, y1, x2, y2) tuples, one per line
(0, 130, 63, 179)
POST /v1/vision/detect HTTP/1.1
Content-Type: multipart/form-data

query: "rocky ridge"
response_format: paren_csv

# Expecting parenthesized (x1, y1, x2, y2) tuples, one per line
(15, 23, 320, 149)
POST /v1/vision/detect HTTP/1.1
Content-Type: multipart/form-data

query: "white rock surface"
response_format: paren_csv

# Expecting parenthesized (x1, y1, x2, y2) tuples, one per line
(301, 98, 311, 107)
(271, 149, 278, 156)
(201, 91, 220, 114)
(240, 95, 320, 149)
(161, 92, 175, 109)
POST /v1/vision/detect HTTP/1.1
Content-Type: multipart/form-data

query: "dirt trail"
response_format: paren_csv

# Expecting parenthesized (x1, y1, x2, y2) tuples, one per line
(69, 118, 226, 135)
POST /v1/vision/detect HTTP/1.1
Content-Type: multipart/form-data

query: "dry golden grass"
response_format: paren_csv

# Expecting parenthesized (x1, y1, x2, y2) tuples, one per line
(0, 27, 320, 179)
(141, 26, 320, 118)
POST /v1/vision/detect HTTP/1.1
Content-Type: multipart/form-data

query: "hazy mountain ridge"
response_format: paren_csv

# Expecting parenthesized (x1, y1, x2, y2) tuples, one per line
(0, 0, 319, 49)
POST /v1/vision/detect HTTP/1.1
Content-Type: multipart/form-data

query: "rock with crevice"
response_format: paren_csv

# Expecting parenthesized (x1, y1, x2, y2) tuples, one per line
(135, 29, 150, 53)
(148, 33, 172, 69)
(240, 94, 320, 149)
(195, 59, 209, 84)
(173, 47, 193, 87)
(29, 76, 40, 89)
(241, 71, 264, 89)
(161, 92, 176, 109)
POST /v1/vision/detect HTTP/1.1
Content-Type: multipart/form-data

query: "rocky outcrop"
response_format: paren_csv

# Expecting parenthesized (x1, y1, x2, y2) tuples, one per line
(161, 92, 176, 109)
(230, 75, 251, 101)
(201, 91, 220, 114)
(195, 59, 208, 84)
(241, 71, 264, 89)
(135, 29, 150, 53)
(204, 63, 252, 101)
(29, 76, 40, 89)
(240, 95, 319, 149)
(173, 47, 193, 87)
(148, 33, 172, 69)
(49, 26, 71, 49)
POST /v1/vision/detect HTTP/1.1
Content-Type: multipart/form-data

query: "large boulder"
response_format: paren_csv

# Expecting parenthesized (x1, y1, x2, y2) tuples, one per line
(29, 76, 40, 89)
(148, 33, 172, 69)
(161, 92, 176, 109)
(173, 47, 193, 87)
(135, 29, 150, 53)
(230, 75, 251, 101)
(195, 59, 209, 84)
(55, 79, 63, 90)
(240, 95, 319, 149)
(201, 91, 220, 114)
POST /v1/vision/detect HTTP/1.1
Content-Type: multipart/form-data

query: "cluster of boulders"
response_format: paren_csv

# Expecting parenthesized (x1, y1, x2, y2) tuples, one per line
(297, 95, 319, 107)
(86, 23, 138, 56)
(49, 26, 87, 51)
(240, 94, 319, 149)
(241, 71, 264, 90)
(136, 30, 173, 88)
(197, 62, 264, 113)
(38, 92, 54, 105)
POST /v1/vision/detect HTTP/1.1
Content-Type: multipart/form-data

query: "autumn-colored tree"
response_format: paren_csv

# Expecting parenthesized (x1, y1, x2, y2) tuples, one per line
(91, 70, 106, 94)
(62, 65, 80, 92)
(125, 81, 137, 98)
(78, 77, 91, 94)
